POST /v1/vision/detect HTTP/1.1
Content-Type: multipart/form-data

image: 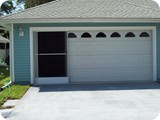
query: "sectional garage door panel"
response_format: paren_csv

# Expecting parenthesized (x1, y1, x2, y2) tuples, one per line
(68, 31, 153, 83)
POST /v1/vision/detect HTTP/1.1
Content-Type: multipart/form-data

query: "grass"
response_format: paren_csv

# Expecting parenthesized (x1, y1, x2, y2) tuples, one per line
(0, 66, 10, 86)
(0, 66, 30, 109)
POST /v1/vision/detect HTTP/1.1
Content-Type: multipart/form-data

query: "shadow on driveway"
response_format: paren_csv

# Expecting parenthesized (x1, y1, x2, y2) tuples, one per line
(36, 82, 160, 92)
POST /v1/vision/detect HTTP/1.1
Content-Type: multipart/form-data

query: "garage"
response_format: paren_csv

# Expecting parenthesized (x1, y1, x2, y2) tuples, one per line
(68, 30, 153, 83)
(1, 0, 159, 84)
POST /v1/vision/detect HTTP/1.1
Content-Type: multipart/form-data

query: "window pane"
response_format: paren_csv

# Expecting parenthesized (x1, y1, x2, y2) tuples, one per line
(140, 32, 150, 37)
(0, 43, 5, 49)
(125, 32, 135, 37)
(81, 32, 92, 38)
(68, 33, 77, 38)
(96, 32, 106, 38)
(6, 43, 9, 49)
(111, 32, 121, 37)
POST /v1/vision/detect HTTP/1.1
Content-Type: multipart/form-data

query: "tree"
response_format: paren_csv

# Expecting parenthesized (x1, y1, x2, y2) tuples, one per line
(0, 0, 23, 38)
(0, 28, 9, 38)
(0, 1, 15, 38)
(17, 0, 55, 8)
(0, 0, 55, 37)
(0, 0, 15, 14)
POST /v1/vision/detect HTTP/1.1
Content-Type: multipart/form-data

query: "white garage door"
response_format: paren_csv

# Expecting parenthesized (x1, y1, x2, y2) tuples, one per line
(68, 30, 153, 83)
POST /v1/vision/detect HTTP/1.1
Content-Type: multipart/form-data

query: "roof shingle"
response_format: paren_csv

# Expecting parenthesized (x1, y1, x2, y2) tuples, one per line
(1, 0, 160, 21)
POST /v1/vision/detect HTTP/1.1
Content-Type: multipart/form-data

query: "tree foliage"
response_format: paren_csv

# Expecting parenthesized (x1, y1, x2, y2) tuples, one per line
(17, 0, 55, 8)
(0, 1, 14, 38)
(0, 0, 15, 15)
(0, 29, 9, 38)
(0, 0, 55, 37)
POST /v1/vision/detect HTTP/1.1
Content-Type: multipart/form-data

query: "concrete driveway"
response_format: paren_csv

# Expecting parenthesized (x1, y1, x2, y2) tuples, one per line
(6, 82, 160, 120)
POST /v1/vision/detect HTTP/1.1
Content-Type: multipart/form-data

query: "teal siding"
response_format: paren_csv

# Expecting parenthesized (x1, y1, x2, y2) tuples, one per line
(13, 22, 160, 83)
(14, 24, 30, 82)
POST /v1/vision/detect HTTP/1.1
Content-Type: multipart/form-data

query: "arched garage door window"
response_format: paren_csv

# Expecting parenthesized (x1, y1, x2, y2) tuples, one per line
(81, 32, 92, 38)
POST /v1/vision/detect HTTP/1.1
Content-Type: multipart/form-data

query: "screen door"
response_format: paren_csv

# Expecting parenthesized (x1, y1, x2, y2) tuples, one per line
(37, 32, 68, 84)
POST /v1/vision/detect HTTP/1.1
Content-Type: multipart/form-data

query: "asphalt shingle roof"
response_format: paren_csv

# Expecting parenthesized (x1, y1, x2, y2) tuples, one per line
(1, 0, 160, 20)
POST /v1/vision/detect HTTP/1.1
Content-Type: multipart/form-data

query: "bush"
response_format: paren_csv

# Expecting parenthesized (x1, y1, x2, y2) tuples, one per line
(0, 59, 7, 67)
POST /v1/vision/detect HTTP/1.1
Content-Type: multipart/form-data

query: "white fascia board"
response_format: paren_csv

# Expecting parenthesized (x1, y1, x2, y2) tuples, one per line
(0, 18, 160, 23)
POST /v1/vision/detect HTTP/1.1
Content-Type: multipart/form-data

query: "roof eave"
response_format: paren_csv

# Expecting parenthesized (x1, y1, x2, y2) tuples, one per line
(0, 18, 160, 23)
(0, 40, 10, 43)
(0, 36, 10, 43)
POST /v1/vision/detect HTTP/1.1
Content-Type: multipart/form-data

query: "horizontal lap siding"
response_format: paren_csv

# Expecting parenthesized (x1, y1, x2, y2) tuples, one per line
(13, 23, 160, 83)
(14, 25, 30, 82)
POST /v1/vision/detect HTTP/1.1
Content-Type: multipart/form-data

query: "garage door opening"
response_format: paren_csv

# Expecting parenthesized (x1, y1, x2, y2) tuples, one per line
(30, 27, 156, 85)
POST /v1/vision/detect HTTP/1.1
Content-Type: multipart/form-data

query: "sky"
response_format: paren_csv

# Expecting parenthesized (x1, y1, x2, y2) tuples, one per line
(0, 0, 6, 6)
(154, 0, 160, 6)
(0, 0, 160, 7)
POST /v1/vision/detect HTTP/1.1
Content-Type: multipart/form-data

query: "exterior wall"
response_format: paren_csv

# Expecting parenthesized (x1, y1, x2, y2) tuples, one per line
(0, 49, 6, 60)
(0, 43, 9, 61)
(13, 22, 160, 84)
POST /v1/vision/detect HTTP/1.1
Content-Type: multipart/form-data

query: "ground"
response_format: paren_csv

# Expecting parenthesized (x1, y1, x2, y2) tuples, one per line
(6, 82, 160, 120)
(0, 66, 30, 108)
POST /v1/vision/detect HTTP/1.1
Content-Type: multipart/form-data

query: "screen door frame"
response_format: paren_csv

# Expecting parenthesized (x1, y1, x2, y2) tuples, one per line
(34, 31, 69, 84)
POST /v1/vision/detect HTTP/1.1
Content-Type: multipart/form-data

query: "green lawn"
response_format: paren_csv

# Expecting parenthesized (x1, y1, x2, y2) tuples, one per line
(0, 66, 10, 87)
(0, 66, 30, 109)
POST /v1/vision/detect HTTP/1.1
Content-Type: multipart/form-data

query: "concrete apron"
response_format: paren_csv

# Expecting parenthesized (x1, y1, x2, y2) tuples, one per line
(5, 82, 160, 120)
(0, 113, 6, 120)
(0, 100, 20, 118)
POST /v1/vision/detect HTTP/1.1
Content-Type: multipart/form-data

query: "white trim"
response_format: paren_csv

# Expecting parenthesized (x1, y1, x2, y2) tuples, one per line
(153, 28, 157, 81)
(30, 26, 156, 32)
(30, 30, 34, 84)
(10, 24, 15, 82)
(1, 18, 160, 24)
(30, 26, 157, 84)
(37, 77, 68, 84)
(35, 32, 38, 84)
(66, 32, 70, 83)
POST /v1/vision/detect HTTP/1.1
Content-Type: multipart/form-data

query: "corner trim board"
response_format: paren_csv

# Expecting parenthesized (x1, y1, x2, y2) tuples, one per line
(10, 23, 15, 82)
